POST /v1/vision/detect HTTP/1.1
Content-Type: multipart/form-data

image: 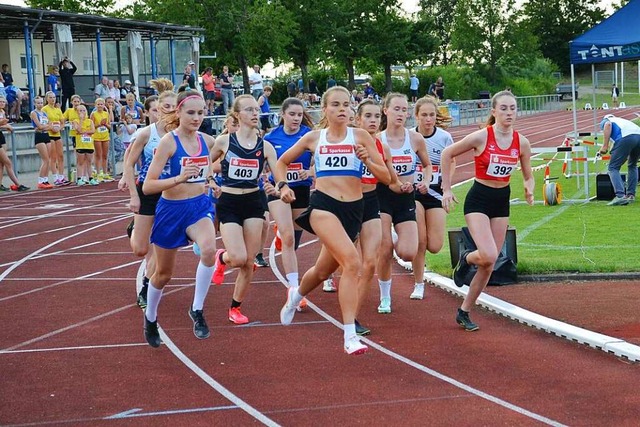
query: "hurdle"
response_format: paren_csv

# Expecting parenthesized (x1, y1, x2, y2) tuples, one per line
(531, 144, 591, 202)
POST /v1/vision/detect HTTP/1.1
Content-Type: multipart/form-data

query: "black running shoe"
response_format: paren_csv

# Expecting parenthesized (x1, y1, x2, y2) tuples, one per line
(355, 319, 371, 336)
(126, 219, 134, 239)
(254, 253, 269, 268)
(144, 315, 161, 347)
(137, 278, 149, 310)
(452, 250, 472, 287)
(189, 308, 211, 339)
(456, 308, 479, 332)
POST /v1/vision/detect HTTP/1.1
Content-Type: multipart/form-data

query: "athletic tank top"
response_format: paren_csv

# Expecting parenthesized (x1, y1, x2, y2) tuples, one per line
(220, 132, 265, 188)
(414, 126, 454, 187)
(92, 110, 110, 141)
(31, 110, 49, 133)
(137, 124, 162, 183)
(266, 125, 312, 187)
(124, 105, 140, 120)
(159, 131, 209, 183)
(75, 119, 94, 150)
(475, 126, 520, 183)
(381, 129, 416, 177)
(314, 127, 362, 179)
(361, 138, 385, 185)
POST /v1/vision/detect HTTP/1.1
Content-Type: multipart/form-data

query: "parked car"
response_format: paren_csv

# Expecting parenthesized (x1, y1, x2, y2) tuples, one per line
(555, 83, 579, 100)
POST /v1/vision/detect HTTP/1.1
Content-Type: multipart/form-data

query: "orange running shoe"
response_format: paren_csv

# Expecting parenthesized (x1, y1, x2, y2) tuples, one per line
(274, 225, 282, 251)
(228, 307, 249, 324)
(37, 182, 54, 189)
(212, 249, 226, 285)
(296, 297, 308, 312)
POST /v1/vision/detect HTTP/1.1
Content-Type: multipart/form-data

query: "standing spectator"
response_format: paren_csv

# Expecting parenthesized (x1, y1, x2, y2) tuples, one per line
(434, 76, 445, 100)
(287, 80, 297, 98)
(409, 74, 420, 103)
(47, 66, 60, 100)
(363, 82, 375, 99)
(326, 76, 336, 89)
(188, 60, 199, 90)
(2, 64, 14, 86)
(298, 77, 304, 93)
(258, 86, 272, 137)
(183, 64, 196, 90)
(249, 65, 264, 100)
(428, 80, 437, 98)
(58, 57, 77, 112)
(0, 96, 29, 191)
(219, 65, 235, 114)
(599, 114, 640, 205)
(94, 76, 110, 99)
(612, 83, 620, 109)
(201, 67, 216, 114)
(107, 80, 120, 102)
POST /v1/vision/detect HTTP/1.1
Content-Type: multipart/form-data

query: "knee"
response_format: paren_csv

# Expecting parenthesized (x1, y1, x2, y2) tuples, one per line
(341, 258, 360, 277)
(361, 258, 376, 278)
(396, 245, 416, 262)
(132, 246, 149, 258)
(152, 270, 172, 287)
(226, 252, 247, 268)
(426, 241, 444, 254)
(280, 230, 295, 248)
(475, 248, 498, 268)
(198, 242, 217, 266)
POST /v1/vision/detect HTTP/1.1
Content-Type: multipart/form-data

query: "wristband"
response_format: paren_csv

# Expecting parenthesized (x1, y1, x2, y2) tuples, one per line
(276, 181, 289, 191)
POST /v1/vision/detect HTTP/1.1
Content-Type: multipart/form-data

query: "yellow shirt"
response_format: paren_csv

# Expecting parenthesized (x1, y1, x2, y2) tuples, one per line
(91, 110, 110, 142)
(75, 119, 94, 150)
(64, 108, 80, 137)
(42, 105, 64, 138)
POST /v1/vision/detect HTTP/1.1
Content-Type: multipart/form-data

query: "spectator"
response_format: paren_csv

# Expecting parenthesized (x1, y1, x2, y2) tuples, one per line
(249, 64, 264, 100)
(326, 76, 336, 89)
(257, 85, 272, 137)
(47, 66, 60, 100)
(599, 114, 640, 205)
(218, 65, 235, 114)
(409, 74, 419, 103)
(58, 57, 77, 112)
(434, 76, 445, 100)
(428, 80, 437, 98)
(201, 67, 216, 114)
(5, 85, 23, 122)
(350, 89, 361, 107)
(188, 60, 199, 90)
(183, 64, 196, 90)
(94, 76, 110, 99)
(612, 83, 620, 109)
(298, 77, 304, 93)
(107, 80, 120, 102)
(287, 80, 297, 97)
(363, 82, 375, 99)
(2, 64, 14, 86)
(122, 80, 134, 98)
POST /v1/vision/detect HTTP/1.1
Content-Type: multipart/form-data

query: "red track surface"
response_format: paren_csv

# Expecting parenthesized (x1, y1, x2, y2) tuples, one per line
(1, 108, 639, 426)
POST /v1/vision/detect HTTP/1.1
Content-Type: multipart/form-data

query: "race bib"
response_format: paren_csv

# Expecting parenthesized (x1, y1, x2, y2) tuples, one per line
(181, 156, 209, 183)
(430, 165, 441, 185)
(318, 144, 355, 171)
(392, 155, 413, 176)
(40, 117, 49, 125)
(76, 133, 93, 150)
(486, 154, 518, 178)
(98, 126, 108, 133)
(286, 162, 304, 183)
(52, 121, 61, 132)
(414, 164, 424, 183)
(229, 157, 259, 181)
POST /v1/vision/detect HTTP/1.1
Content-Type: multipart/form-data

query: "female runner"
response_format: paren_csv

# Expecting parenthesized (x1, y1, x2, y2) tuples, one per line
(209, 95, 280, 325)
(124, 90, 177, 309)
(440, 90, 534, 331)
(263, 97, 314, 291)
(42, 91, 69, 186)
(376, 93, 431, 314)
(410, 96, 454, 300)
(141, 91, 217, 347)
(276, 86, 389, 355)
(30, 96, 53, 189)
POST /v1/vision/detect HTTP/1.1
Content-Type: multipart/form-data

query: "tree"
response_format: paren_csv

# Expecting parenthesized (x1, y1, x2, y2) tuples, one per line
(418, 0, 458, 65)
(450, 0, 515, 85)
(521, 0, 606, 72)
(27, 0, 115, 15)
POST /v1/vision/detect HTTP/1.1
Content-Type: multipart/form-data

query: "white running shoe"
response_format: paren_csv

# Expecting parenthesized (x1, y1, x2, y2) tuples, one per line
(323, 277, 337, 292)
(344, 334, 368, 355)
(410, 284, 425, 300)
(377, 297, 392, 314)
(391, 227, 398, 246)
(280, 286, 299, 325)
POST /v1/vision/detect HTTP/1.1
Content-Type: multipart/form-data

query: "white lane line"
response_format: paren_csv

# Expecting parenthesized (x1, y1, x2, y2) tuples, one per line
(105, 405, 238, 419)
(158, 329, 280, 427)
(268, 240, 566, 427)
(0, 342, 150, 354)
(2, 214, 130, 242)
(0, 188, 123, 212)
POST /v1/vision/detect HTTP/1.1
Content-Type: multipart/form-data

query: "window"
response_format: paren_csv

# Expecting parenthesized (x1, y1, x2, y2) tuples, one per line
(83, 57, 95, 73)
(20, 55, 39, 73)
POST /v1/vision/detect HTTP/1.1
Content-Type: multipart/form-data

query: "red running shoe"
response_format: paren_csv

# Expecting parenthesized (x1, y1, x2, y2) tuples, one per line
(228, 307, 249, 324)
(212, 249, 226, 285)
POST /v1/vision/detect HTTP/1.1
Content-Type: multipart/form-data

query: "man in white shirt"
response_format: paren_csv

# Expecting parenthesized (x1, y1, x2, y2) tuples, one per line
(249, 65, 264, 100)
(599, 114, 640, 205)
(94, 76, 110, 99)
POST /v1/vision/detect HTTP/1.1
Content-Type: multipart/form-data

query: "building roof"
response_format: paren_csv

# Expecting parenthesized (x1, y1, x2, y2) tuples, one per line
(0, 4, 204, 41)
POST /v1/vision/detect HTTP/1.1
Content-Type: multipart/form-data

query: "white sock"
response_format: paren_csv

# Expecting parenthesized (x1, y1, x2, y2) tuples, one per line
(291, 288, 304, 306)
(145, 282, 163, 322)
(343, 323, 356, 340)
(192, 261, 214, 311)
(286, 272, 299, 288)
(415, 282, 424, 288)
(378, 279, 392, 299)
